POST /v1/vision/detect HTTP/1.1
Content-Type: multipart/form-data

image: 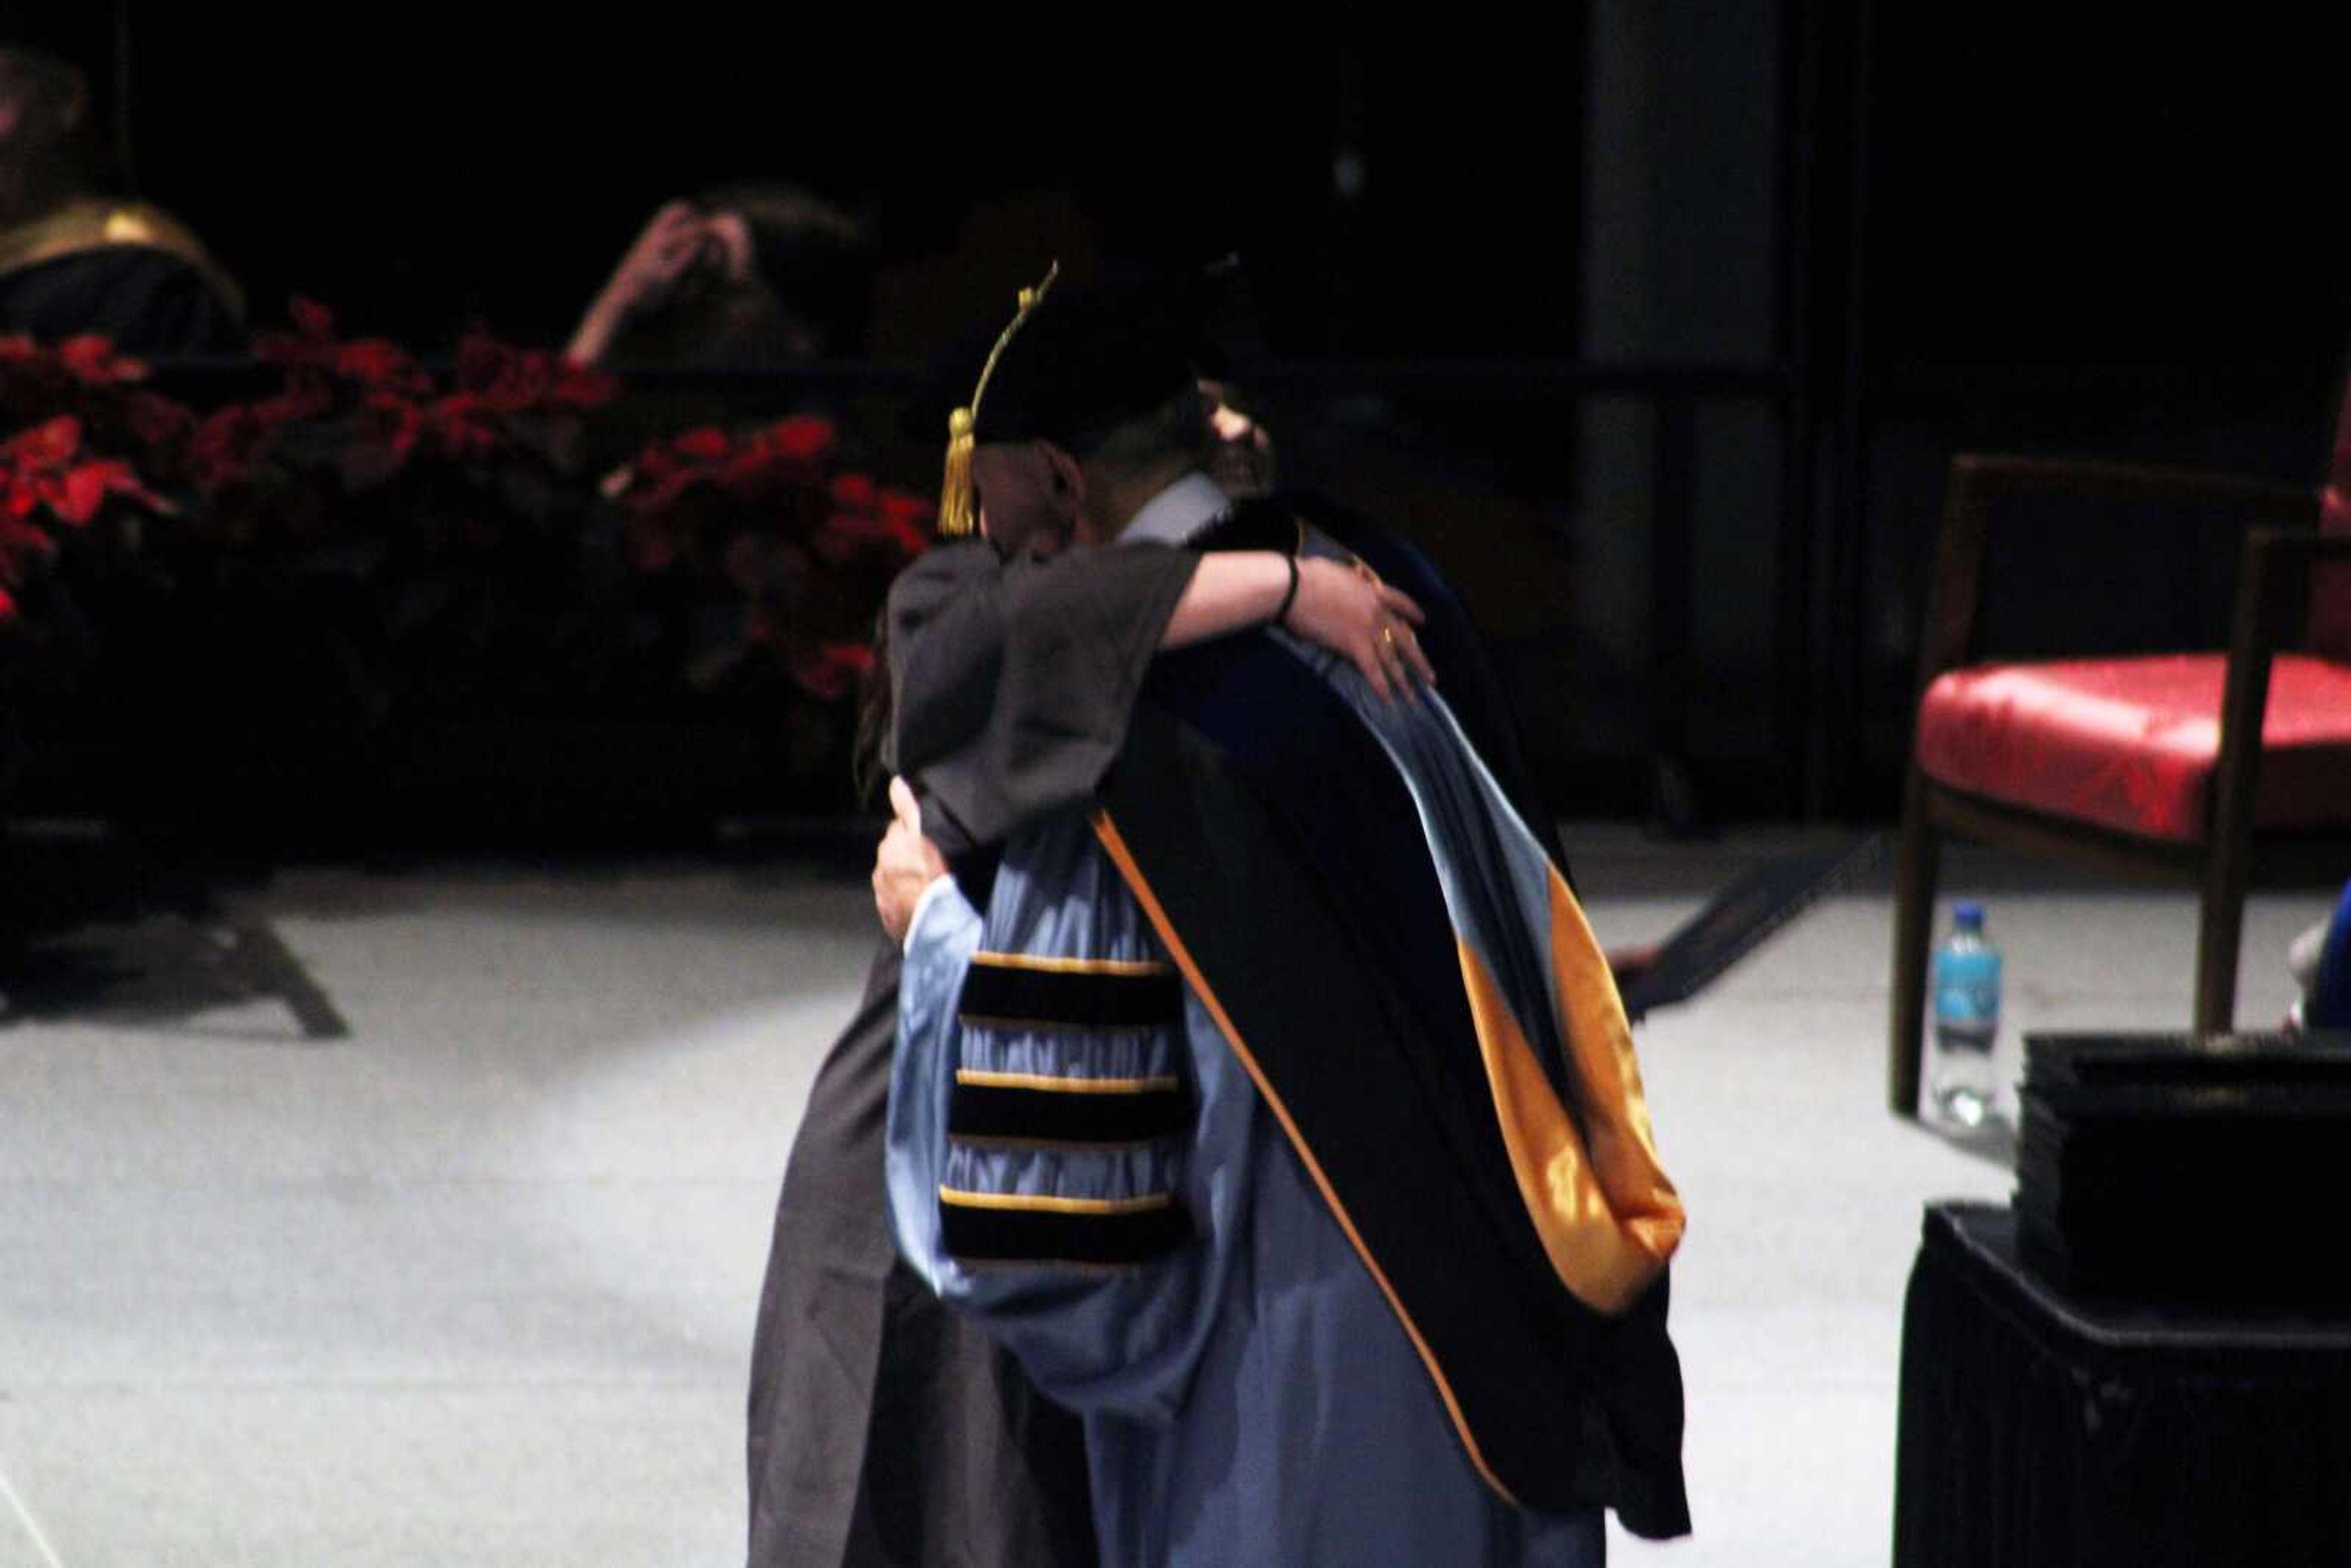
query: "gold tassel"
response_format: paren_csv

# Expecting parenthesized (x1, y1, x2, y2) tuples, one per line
(937, 263, 1060, 538)
(938, 408, 978, 536)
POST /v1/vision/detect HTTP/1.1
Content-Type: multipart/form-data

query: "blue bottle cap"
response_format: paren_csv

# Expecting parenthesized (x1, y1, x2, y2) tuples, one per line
(1953, 900, 1984, 929)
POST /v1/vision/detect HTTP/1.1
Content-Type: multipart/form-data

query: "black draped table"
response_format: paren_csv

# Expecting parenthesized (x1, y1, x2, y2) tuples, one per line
(1893, 1202, 2351, 1568)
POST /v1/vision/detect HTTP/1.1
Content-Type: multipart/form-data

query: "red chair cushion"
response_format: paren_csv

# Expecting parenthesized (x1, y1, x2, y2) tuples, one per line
(1917, 654, 2351, 842)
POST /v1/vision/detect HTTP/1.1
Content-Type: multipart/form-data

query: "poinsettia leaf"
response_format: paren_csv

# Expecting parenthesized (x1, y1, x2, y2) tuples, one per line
(771, 416, 836, 463)
(4, 415, 83, 465)
(57, 465, 111, 525)
(290, 298, 336, 340)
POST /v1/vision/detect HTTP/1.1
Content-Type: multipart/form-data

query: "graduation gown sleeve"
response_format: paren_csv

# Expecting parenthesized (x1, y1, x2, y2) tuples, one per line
(885, 539, 1197, 857)
(885, 816, 1235, 1424)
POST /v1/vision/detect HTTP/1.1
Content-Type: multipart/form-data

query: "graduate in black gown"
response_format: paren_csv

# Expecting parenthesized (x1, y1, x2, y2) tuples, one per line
(1, 15, 244, 354)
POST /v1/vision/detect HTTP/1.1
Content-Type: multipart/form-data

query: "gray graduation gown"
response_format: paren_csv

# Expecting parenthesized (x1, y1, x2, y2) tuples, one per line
(744, 939, 1098, 1567)
(743, 539, 1195, 1568)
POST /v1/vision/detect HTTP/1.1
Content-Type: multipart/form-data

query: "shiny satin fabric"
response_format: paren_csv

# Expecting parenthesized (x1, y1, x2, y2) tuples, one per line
(888, 820, 1240, 1428)
(889, 584, 1692, 1551)
(1087, 557, 1690, 1532)
(1311, 635, 1684, 1315)
(889, 816, 1609, 1567)
(1917, 653, 2351, 841)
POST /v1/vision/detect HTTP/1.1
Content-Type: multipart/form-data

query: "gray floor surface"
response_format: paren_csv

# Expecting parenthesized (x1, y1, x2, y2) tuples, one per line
(0, 827, 2333, 1567)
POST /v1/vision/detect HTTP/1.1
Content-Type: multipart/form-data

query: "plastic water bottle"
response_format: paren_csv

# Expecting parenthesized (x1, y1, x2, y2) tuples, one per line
(1930, 901, 2003, 1128)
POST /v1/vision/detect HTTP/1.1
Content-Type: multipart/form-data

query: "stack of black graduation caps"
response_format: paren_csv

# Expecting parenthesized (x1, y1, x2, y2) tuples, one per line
(2016, 1030, 2351, 1307)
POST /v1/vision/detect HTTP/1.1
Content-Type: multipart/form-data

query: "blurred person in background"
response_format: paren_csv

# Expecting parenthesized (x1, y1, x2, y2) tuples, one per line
(568, 183, 871, 368)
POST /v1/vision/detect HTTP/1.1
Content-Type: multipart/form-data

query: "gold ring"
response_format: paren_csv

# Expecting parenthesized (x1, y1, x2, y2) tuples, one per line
(1380, 624, 1398, 650)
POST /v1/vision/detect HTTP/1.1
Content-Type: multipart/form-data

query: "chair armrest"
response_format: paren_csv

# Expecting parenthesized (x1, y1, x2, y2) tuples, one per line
(1914, 454, 2323, 692)
(1949, 454, 2319, 519)
(2208, 528, 2351, 847)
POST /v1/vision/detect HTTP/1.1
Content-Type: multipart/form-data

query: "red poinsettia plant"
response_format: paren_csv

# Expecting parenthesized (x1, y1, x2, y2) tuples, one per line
(193, 299, 618, 546)
(609, 415, 933, 700)
(5, 308, 932, 778)
(0, 333, 197, 465)
(0, 336, 186, 623)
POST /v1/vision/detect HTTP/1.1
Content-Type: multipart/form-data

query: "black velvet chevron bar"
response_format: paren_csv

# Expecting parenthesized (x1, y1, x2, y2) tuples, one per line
(958, 958, 1185, 1032)
(940, 1198, 1192, 1267)
(949, 1079, 1190, 1146)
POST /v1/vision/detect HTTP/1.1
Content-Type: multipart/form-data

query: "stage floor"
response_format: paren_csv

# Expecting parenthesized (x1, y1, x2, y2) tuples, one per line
(0, 827, 2330, 1567)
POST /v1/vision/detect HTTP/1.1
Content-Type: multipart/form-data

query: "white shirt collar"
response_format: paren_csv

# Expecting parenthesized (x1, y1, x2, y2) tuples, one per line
(1116, 471, 1230, 548)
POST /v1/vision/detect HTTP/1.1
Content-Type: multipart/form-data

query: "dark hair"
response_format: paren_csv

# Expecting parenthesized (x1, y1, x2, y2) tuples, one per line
(1078, 383, 1210, 481)
(696, 182, 874, 358)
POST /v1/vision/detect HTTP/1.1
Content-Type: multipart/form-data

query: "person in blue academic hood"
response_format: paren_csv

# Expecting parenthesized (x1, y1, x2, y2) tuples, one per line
(875, 269, 1690, 1567)
(741, 274, 1438, 1568)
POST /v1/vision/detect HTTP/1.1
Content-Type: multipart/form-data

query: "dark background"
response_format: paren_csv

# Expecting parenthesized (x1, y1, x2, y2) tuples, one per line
(51, 7, 2351, 823)
(121, 21, 1586, 361)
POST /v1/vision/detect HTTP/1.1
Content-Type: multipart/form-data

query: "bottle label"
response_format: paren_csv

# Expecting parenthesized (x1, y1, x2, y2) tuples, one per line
(1933, 978, 1998, 1024)
(1932, 950, 2001, 1041)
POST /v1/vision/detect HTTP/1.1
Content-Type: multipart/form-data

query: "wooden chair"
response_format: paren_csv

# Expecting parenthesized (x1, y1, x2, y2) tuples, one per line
(1888, 398, 2351, 1117)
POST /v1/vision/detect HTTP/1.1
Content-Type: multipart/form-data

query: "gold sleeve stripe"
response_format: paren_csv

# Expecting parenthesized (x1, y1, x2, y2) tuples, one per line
(970, 951, 1173, 977)
(958, 1256, 1157, 1275)
(955, 1014, 1172, 1035)
(937, 1187, 1175, 1216)
(955, 1069, 1182, 1095)
(1087, 808, 1521, 1510)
